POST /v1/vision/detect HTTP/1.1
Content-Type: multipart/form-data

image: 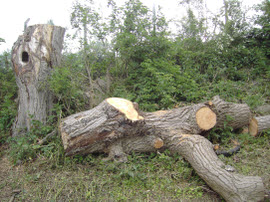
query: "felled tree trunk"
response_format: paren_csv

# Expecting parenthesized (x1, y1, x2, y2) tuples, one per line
(249, 115, 270, 136)
(209, 96, 252, 129)
(11, 24, 65, 136)
(255, 105, 270, 115)
(59, 97, 265, 202)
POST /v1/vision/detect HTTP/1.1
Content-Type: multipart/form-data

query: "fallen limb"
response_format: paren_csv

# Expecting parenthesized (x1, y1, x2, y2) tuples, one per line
(59, 97, 265, 201)
(38, 130, 57, 145)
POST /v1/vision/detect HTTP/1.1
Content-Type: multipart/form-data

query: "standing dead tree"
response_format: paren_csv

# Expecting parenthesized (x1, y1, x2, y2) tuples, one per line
(11, 24, 65, 136)
(60, 96, 267, 202)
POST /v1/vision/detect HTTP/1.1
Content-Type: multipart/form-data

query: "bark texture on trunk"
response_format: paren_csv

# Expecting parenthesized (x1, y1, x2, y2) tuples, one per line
(255, 105, 270, 115)
(171, 135, 264, 202)
(59, 97, 265, 202)
(209, 96, 252, 129)
(60, 98, 215, 156)
(249, 115, 270, 136)
(11, 24, 65, 136)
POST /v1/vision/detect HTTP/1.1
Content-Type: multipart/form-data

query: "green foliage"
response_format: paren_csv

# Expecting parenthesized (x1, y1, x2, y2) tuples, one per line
(0, 37, 5, 44)
(247, 0, 270, 60)
(7, 117, 59, 164)
(0, 52, 17, 143)
(207, 115, 235, 144)
(178, 8, 206, 40)
(48, 54, 89, 116)
(0, 95, 17, 143)
(124, 58, 202, 111)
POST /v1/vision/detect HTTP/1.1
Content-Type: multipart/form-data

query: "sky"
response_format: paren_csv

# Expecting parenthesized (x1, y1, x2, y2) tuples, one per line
(0, 0, 263, 53)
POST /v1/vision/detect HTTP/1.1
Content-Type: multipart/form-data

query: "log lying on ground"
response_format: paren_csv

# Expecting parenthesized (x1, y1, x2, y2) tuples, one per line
(255, 105, 270, 115)
(59, 97, 265, 202)
(209, 96, 252, 129)
(249, 115, 270, 136)
(60, 98, 216, 156)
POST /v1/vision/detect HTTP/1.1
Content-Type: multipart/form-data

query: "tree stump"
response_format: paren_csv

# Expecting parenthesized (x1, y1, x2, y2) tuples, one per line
(59, 97, 265, 202)
(11, 24, 65, 136)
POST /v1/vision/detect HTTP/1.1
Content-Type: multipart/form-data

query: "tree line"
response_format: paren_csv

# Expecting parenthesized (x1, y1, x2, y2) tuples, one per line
(0, 0, 269, 140)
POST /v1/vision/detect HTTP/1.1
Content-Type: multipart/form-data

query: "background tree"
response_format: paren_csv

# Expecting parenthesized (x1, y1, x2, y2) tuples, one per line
(70, 0, 112, 108)
(0, 51, 17, 141)
(0, 38, 5, 44)
(248, 0, 270, 61)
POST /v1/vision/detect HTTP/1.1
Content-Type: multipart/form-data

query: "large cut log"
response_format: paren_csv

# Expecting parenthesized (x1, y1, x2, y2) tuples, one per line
(249, 115, 270, 136)
(60, 98, 216, 156)
(11, 24, 65, 136)
(209, 96, 251, 129)
(59, 97, 265, 201)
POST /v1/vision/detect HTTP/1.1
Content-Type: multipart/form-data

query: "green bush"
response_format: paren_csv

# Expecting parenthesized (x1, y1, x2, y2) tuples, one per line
(7, 117, 59, 164)
(0, 67, 17, 144)
(48, 65, 88, 116)
(123, 58, 203, 111)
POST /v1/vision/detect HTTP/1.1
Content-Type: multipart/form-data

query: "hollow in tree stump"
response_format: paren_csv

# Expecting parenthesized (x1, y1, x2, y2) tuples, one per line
(11, 24, 65, 136)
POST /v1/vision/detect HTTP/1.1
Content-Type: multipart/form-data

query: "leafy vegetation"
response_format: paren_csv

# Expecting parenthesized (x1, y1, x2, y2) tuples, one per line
(0, 0, 270, 201)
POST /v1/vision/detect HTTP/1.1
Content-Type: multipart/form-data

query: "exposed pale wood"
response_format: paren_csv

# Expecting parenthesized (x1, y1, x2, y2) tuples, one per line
(210, 96, 251, 129)
(11, 24, 65, 136)
(59, 97, 265, 201)
(153, 138, 164, 149)
(107, 97, 144, 121)
(249, 115, 270, 136)
(196, 106, 216, 130)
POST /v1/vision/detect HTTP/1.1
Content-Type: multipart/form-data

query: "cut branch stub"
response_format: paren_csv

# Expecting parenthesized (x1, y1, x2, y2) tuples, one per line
(249, 115, 270, 136)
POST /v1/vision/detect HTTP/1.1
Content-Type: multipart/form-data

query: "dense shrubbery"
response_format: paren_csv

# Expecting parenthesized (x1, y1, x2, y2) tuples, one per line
(0, 52, 17, 144)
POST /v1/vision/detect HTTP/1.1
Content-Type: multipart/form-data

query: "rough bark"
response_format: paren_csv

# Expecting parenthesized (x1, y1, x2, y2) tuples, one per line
(255, 105, 270, 115)
(59, 97, 265, 201)
(171, 135, 265, 202)
(209, 96, 252, 129)
(11, 24, 65, 136)
(249, 115, 270, 136)
(60, 98, 215, 156)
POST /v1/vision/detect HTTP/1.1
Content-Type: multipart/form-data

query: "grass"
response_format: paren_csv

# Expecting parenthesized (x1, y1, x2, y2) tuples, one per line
(0, 130, 269, 202)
